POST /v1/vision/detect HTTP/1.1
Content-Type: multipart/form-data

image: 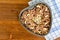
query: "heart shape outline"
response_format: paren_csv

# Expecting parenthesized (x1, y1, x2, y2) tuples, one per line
(19, 2, 52, 36)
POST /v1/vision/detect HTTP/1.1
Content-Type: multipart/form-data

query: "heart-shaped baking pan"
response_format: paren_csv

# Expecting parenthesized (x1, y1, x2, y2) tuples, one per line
(19, 3, 52, 36)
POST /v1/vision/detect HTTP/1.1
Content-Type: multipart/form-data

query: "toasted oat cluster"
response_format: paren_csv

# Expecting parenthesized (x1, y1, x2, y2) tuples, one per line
(20, 3, 51, 35)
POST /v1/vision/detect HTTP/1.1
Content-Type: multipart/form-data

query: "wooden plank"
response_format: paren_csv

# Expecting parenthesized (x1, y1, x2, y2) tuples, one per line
(0, 0, 29, 4)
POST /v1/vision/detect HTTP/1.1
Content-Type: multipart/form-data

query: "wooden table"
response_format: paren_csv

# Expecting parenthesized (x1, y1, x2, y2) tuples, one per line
(0, 0, 45, 40)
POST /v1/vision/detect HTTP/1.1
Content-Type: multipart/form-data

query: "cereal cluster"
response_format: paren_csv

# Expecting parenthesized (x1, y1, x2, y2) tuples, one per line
(20, 3, 51, 35)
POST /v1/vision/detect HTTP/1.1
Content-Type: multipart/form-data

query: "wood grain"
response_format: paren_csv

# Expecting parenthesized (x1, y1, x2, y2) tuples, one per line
(0, 0, 45, 40)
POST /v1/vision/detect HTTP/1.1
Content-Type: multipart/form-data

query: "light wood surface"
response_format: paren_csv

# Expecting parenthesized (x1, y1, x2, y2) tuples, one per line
(0, 0, 45, 40)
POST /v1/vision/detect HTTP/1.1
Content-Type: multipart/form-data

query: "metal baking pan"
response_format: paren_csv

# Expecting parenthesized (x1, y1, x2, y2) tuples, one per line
(19, 2, 52, 36)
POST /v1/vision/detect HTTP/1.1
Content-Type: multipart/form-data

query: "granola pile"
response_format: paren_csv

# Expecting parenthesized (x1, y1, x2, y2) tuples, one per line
(20, 3, 51, 35)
